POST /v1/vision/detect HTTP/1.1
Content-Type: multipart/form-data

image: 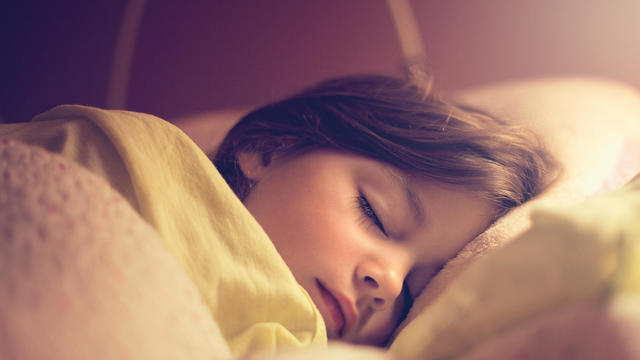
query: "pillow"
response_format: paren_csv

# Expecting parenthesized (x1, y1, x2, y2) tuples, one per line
(389, 172, 640, 359)
(390, 77, 640, 357)
(171, 77, 640, 357)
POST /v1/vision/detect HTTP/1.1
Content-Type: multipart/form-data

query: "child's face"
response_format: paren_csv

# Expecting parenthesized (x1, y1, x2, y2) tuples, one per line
(239, 150, 494, 345)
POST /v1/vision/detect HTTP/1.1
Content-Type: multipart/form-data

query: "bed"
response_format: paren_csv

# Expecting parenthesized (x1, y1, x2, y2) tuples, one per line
(2, 76, 640, 359)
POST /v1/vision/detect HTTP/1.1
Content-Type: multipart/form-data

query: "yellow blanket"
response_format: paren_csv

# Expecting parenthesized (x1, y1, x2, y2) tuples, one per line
(0, 105, 326, 357)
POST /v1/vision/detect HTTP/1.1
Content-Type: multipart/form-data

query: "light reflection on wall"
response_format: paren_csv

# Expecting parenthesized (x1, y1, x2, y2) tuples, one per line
(411, 0, 640, 91)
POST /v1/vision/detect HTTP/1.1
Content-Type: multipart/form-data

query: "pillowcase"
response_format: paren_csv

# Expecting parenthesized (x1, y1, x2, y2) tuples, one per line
(390, 77, 640, 355)
(390, 172, 640, 359)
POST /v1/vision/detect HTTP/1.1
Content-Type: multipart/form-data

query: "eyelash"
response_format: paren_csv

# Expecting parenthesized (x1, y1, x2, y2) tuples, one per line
(356, 194, 387, 236)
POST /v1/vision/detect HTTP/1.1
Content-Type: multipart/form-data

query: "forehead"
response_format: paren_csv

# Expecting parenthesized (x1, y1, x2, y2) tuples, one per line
(345, 154, 494, 261)
(407, 174, 494, 258)
(402, 174, 495, 293)
(281, 150, 494, 248)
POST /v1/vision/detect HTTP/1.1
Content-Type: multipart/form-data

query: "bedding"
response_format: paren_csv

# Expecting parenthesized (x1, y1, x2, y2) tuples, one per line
(389, 174, 640, 359)
(391, 77, 640, 329)
(0, 105, 325, 358)
(0, 138, 230, 359)
(385, 77, 640, 358)
(2, 77, 640, 359)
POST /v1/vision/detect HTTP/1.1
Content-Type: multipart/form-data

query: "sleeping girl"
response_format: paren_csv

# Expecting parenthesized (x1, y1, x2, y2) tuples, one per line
(211, 74, 557, 345)
(0, 74, 558, 356)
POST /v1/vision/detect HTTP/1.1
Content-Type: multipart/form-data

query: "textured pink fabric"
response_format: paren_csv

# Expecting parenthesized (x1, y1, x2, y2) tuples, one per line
(0, 139, 230, 359)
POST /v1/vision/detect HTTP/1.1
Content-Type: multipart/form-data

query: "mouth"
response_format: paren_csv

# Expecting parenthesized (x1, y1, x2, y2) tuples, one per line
(315, 279, 352, 337)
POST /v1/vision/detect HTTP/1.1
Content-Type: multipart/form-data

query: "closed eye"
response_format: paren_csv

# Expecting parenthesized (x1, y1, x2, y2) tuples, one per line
(357, 194, 387, 236)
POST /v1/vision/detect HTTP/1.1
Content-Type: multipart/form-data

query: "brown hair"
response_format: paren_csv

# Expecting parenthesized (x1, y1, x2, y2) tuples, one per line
(213, 75, 558, 219)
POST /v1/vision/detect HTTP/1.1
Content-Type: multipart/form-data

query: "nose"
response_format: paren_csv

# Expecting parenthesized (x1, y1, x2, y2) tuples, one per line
(355, 258, 407, 310)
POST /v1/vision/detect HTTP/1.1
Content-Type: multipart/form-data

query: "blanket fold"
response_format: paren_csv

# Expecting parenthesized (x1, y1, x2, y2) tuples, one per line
(0, 105, 326, 358)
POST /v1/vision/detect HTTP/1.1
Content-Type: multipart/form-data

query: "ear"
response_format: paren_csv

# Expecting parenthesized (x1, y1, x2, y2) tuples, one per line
(236, 152, 268, 181)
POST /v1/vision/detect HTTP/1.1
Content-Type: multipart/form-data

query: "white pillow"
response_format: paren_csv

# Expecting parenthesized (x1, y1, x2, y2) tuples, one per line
(391, 77, 640, 354)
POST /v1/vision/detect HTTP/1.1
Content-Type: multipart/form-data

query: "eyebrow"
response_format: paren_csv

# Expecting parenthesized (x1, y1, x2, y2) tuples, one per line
(384, 168, 424, 224)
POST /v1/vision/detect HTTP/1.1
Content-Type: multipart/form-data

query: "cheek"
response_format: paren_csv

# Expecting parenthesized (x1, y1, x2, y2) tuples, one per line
(247, 179, 349, 262)
(284, 197, 361, 267)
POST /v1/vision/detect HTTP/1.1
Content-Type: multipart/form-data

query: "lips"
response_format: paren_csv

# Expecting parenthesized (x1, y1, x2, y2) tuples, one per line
(315, 279, 356, 337)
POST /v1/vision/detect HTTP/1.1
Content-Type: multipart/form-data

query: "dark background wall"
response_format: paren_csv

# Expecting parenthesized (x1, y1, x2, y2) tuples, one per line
(2, 0, 639, 123)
